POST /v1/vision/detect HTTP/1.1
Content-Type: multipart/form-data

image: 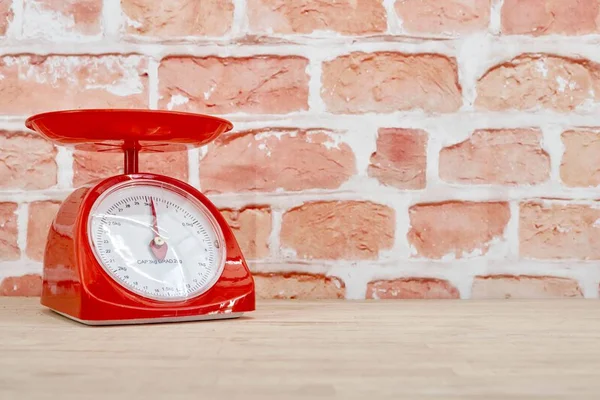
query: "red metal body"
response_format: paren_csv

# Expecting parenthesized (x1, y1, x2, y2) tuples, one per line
(25, 109, 255, 325)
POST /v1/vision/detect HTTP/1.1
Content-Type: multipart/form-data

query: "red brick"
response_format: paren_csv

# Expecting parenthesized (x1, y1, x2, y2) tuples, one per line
(0, 203, 19, 261)
(476, 54, 600, 112)
(122, 0, 234, 37)
(520, 201, 600, 259)
(471, 275, 583, 299)
(560, 130, 600, 187)
(439, 129, 550, 185)
(408, 201, 510, 259)
(0, 131, 57, 190)
(368, 128, 427, 189)
(395, 0, 491, 35)
(501, 0, 600, 36)
(158, 56, 309, 114)
(221, 207, 272, 259)
(72, 151, 188, 187)
(0, 55, 148, 115)
(366, 278, 460, 299)
(253, 272, 345, 299)
(280, 201, 395, 260)
(322, 52, 462, 114)
(0, 1, 13, 35)
(26, 201, 61, 262)
(23, 0, 102, 37)
(247, 0, 386, 35)
(0, 274, 42, 296)
(200, 129, 355, 194)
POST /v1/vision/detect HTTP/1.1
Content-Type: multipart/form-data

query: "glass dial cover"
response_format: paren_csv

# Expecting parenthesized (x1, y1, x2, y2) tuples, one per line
(87, 180, 226, 301)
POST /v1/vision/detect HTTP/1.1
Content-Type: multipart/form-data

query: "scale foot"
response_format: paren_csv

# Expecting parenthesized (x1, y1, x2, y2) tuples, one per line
(51, 309, 244, 326)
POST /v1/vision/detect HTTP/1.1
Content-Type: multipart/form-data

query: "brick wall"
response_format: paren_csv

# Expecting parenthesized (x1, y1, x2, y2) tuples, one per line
(0, 0, 599, 300)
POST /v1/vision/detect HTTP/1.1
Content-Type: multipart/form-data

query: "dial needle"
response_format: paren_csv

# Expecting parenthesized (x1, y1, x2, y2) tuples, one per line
(149, 198, 168, 261)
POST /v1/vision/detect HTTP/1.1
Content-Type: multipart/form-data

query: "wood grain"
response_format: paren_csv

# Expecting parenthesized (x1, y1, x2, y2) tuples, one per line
(1, 297, 600, 399)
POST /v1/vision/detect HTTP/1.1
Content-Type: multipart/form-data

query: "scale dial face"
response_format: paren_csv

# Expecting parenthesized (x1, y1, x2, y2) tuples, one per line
(87, 180, 226, 302)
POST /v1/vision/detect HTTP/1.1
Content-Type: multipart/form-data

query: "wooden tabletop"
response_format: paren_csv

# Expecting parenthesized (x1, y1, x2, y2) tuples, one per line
(1, 298, 600, 399)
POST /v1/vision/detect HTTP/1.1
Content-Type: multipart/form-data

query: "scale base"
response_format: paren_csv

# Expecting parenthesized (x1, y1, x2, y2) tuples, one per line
(39, 173, 256, 326)
(52, 309, 244, 326)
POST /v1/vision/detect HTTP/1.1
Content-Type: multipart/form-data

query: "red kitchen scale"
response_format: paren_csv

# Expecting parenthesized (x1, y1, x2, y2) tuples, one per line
(24, 109, 255, 325)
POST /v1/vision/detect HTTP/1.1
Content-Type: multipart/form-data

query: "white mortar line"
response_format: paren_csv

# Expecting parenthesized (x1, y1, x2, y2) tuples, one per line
(231, 0, 247, 38)
(196, 145, 209, 192)
(9, 110, 600, 133)
(147, 57, 159, 109)
(7, 0, 23, 39)
(340, 121, 377, 177)
(389, 197, 412, 259)
(307, 56, 325, 113)
(55, 147, 74, 189)
(456, 34, 491, 110)
(268, 210, 283, 260)
(102, 0, 123, 39)
(251, 259, 600, 271)
(15, 202, 28, 258)
(0, 260, 42, 280)
(455, 276, 476, 300)
(425, 125, 445, 186)
(489, 0, 505, 35)
(542, 125, 567, 185)
(5, 181, 600, 210)
(0, 190, 71, 203)
(187, 148, 200, 189)
(506, 202, 521, 260)
(2, 33, 600, 61)
(331, 266, 371, 300)
(579, 274, 600, 299)
(382, 0, 402, 35)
